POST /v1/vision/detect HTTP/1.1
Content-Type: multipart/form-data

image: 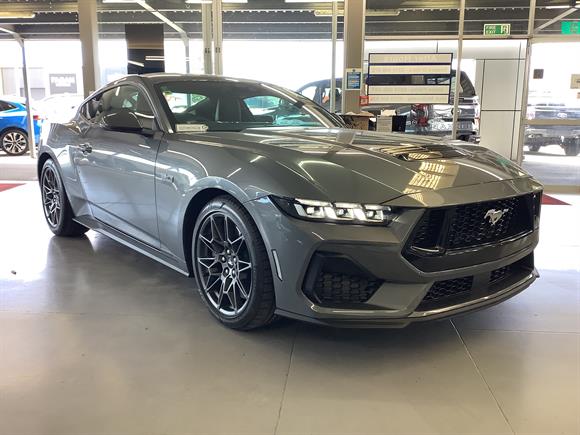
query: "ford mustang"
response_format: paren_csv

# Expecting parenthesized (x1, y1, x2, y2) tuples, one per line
(38, 74, 542, 329)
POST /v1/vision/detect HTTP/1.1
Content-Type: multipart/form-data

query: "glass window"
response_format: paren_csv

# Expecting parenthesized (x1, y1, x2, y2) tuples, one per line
(321, 87, 341, 106)
(299, 85, 317, 101)
(0, 101, 16, 112)
(82, 85, 156, 130)
(156, 80, 340, 132)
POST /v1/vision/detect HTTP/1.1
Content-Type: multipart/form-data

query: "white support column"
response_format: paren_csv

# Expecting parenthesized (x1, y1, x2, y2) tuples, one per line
(212, 0, 223, 75)
(329, 0, 338, 113)
(451, 0, 465, 139)
(78, 0, 100, 97)
(342, 0, 366, 114)
(202, 3, 213, 75)
(20, 40, 36, 159)
(516, 0, 536, 164)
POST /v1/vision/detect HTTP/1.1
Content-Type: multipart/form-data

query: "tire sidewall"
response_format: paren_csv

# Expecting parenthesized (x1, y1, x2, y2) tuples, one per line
(1, 129, 29, 156)
(192, 198, 267, 329)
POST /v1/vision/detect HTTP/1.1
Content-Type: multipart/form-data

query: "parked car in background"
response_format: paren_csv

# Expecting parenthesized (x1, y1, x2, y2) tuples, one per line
(297, 71, 480, 142)
(0, 98, 42, 156)
(525, 103, 580, 156)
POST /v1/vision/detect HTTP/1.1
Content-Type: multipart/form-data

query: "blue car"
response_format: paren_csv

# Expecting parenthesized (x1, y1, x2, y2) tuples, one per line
(0, 99, 42, 156)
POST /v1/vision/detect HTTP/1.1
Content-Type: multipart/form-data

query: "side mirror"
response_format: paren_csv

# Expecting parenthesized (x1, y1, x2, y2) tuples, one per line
(102, 110, 147, 135)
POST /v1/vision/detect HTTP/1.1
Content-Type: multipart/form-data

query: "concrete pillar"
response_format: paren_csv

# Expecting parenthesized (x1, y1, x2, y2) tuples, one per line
(78, 0, 100, 97)
(342, 0, 366, 113)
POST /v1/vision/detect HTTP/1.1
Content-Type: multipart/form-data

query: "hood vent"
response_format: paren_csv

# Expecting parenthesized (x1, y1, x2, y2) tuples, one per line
(377, 144, 472, 161)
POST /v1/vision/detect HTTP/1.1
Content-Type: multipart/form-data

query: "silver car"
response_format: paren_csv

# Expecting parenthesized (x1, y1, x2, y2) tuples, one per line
(38, 74, 542, 330)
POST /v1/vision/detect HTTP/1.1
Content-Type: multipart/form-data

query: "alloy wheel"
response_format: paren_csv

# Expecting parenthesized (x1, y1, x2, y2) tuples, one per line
(42, 166, 62, 227)
(2, 131, 28, 155)
(195, 213, 253, 316)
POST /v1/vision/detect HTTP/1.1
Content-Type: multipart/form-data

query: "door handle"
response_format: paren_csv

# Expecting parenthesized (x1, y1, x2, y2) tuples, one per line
(79, 143, 92, 154)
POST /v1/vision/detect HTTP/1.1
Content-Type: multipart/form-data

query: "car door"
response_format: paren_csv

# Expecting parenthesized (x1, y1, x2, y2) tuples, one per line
(75, 84, 162, 248)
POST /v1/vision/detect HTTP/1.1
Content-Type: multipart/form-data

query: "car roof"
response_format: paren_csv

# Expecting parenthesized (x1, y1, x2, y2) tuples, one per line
(136, 73, 269, 86)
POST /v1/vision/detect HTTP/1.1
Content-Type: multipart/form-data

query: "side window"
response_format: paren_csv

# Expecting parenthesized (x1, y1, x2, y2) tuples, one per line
(84, 85, 156, 130)
(299, 86, 317, 102)
(82, 93, 104, 122)
(104, 86, 156, 130)
(321, 87, 341, 106)
(0, 101, 16, 112)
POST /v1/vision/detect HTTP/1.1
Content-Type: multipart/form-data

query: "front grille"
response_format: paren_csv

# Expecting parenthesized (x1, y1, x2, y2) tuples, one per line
(407, 194, 534, 255)
(302, 252, 383, 308)
(313, 272, 382, 305)
(422, 276, 473, 303)
(447, 196, 525, 249)
(490, 265, 511, 285)
(417, 254, 534, 311)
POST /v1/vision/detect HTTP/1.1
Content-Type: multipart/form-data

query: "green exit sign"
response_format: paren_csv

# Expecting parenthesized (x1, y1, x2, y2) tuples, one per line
(483, 23, 511, 36)
(562, 21, 580, 35)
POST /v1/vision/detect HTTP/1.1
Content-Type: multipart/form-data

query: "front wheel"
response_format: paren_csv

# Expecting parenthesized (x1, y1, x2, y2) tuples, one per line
(40, 159, 88, 237)
(193, 196, 276, 330)
(1, 129, 29, 156)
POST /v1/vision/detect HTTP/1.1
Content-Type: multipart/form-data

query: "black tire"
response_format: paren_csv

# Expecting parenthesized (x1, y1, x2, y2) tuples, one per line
(40, 159, 88, 237)
(528, 144, 541, 152)
(1, 128, 29, 156)
(192, 195, 276, 330)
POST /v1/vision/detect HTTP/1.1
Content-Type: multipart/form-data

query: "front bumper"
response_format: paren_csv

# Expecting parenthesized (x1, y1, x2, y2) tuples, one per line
(245, 178, 542, 327)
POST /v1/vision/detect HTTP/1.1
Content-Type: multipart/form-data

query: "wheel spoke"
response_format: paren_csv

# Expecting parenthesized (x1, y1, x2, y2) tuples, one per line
(226, 280, 237, 314)
(235, 277, 249, 299)
(210, 215, 225, 244)
(238, 260, 252, 273)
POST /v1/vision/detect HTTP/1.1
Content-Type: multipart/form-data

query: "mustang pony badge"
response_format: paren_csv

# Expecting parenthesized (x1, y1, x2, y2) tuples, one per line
(484, 208, 509, 226)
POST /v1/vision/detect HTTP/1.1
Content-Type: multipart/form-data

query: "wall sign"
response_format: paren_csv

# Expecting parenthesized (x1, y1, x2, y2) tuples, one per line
(345, 68, 362, 91)
(366, 52, 453, 105)
(571, 74, 580, 89)
(562, 21, 580, 35)
(49, 73, 78, 94)
(483, 23, 511, 36)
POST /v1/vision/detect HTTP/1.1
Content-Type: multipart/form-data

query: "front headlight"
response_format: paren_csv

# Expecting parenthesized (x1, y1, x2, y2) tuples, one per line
(270, 196, 397, 226)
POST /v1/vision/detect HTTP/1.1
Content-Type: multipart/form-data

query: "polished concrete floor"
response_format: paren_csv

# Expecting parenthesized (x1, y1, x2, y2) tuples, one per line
(1, 183, 579, 435)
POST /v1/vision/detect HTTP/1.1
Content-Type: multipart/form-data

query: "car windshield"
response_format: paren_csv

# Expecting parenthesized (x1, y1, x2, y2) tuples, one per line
(156, 80, 341, 132)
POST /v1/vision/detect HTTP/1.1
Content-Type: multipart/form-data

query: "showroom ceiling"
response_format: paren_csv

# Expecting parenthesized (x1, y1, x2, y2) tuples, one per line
(0, 0, 578, 39)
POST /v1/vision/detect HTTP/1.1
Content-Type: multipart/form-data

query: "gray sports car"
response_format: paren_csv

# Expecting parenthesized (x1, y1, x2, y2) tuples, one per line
(38, 73, 542, 330)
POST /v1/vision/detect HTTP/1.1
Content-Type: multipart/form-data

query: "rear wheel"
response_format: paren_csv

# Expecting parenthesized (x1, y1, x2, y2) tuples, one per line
(193, 196, 276, 330)
(528, 144, 541, 152)
(40, 159, 88, 237)
(1, 129, 29, 156)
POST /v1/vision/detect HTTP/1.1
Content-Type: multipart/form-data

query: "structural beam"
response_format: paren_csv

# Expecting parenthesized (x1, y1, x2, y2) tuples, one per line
(451, 0, 465, 139)
(136, 0, 191, 73)
(534, 7, 577, 32)
(342, 0, 366, 114)
(202, 3, 213, 75)
(78, 0, 100, 97)
(330, 0, 338, 113)
(212, 0, 223, 75)
(516, 0, 537, 164)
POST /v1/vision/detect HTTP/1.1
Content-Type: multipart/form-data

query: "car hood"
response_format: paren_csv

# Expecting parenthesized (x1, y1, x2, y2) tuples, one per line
(187, 127, 531, 203)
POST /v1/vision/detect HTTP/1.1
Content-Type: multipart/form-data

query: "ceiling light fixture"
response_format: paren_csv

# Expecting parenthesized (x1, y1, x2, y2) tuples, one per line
(185, 0, 247, 3)
(0, 12, 36, 19)
(285, 0, 343, 3)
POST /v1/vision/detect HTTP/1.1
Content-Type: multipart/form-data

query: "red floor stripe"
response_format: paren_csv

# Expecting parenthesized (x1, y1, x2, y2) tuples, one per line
(542, 194, 570, 206)
(0, 183, 23, 193)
